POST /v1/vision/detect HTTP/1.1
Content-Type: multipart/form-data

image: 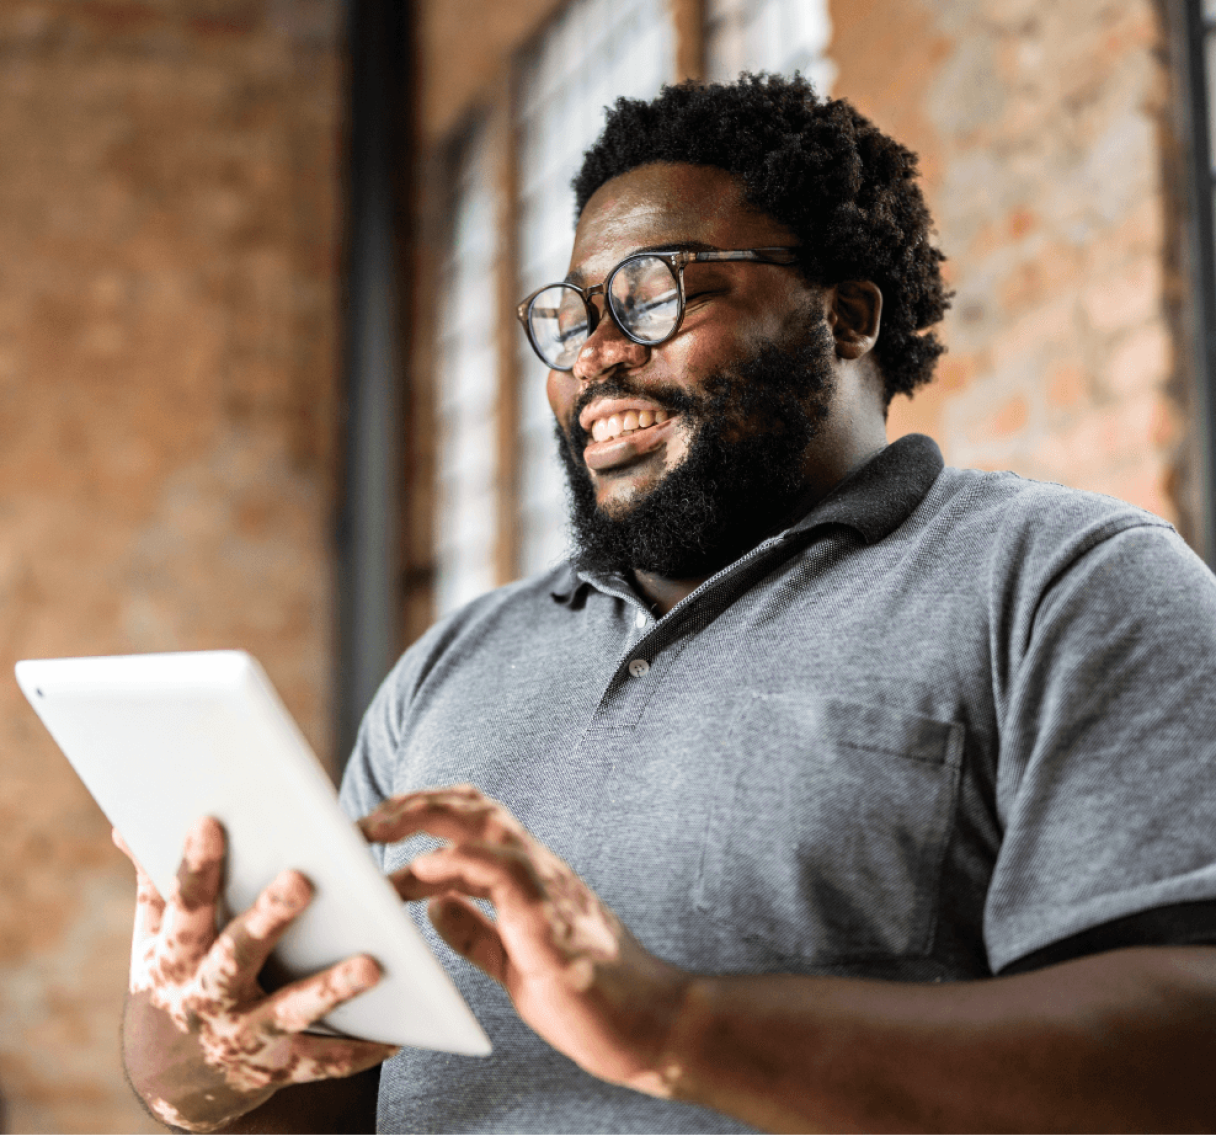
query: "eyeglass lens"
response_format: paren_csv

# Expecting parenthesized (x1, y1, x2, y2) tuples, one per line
(527, 286, 590, 371)
(528, 255, 681, 370)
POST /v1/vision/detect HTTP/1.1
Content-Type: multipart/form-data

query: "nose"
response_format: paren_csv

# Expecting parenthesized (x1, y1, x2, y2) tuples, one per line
(571, 304, 650, 383)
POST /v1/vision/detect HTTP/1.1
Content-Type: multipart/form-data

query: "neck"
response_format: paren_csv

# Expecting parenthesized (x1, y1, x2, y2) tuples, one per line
(631, 569, 707, 616)
(629, 437, 888, 616)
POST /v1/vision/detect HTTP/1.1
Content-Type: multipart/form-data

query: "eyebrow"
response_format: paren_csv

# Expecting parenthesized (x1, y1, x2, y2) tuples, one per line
(564, 240, 722, 286)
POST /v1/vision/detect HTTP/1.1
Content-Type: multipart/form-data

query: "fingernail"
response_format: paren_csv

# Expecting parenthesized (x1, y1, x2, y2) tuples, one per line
(268, 870, 310, 908)
(346, 955, 382, 990)
(184, 817, 223, 865)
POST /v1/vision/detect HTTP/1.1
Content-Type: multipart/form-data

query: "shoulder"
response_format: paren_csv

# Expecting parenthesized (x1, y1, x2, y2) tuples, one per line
(381, 564, 575, 704)
(899, 468, 1216, 684)
(339, 564, 574, 813)
(912, 465, 1182, 584)
(924, 465, 1170, 539)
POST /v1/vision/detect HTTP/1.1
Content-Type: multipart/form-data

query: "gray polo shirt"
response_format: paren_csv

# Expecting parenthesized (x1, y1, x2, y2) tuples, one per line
(341, 433, 1216, 1134)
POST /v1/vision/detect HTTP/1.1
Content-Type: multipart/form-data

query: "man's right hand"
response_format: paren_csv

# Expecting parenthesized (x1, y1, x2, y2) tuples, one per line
(116, 817, 398, 1133)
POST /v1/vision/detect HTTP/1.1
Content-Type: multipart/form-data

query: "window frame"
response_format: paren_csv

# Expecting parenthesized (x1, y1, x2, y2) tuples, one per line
(413, 0, 840, 638)
(1181, 0, 1216, 565)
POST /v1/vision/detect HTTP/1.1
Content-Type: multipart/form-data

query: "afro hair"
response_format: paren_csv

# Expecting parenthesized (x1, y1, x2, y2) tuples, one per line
(572, 74, 950, 405)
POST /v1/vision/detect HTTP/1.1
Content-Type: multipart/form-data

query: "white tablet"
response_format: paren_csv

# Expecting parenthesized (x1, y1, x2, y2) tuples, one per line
(15, 650, 491, 1056)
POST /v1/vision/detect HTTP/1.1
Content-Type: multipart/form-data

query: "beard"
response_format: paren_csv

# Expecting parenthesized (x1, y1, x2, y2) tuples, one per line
(555, 316, 837, 579)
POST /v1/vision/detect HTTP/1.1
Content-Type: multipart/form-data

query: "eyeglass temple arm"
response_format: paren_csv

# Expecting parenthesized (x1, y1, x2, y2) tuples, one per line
(684, 247, 800, 265)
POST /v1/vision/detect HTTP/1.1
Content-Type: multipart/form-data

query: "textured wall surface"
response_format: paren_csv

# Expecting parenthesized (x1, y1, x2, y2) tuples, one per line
(0, 0, 1199, 1131)
(418, 0, 565, 141)
(835, 0, 1189, 532)
(0, 1, 344, 1130)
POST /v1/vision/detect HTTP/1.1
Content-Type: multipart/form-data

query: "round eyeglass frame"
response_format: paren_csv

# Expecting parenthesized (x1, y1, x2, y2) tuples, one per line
(516, 246, 800, 372)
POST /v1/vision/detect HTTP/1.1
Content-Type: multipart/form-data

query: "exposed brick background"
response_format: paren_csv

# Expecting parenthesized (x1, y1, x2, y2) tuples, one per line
(0, 0, 1202, 1131)
(838, 0, 1190, 534)
(0, 1, 344, 1130)
(418, 0, 564, 142)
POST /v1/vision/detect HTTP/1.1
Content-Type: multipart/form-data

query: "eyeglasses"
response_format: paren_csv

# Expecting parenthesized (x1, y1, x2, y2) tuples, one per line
(516, 247, 800, 372)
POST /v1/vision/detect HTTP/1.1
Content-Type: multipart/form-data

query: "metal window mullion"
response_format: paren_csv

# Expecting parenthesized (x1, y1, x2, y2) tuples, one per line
(1185, 0, 1216, 565)
(337, 0, 412, 766)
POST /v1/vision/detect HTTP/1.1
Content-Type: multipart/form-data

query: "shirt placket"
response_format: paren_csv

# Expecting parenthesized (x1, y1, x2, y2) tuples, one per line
(580, 532, 812, 732)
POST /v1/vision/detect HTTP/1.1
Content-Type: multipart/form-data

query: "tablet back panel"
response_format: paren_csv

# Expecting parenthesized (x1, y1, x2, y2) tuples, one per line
(16, 650, 490, 1055)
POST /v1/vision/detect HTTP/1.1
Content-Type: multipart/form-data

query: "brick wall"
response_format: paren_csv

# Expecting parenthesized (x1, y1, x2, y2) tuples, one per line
(0, 2, 344, 1130)
(835, 0, 1191, 536)
(0, 0, 1201, 1131)
(418, 0, 565, 142)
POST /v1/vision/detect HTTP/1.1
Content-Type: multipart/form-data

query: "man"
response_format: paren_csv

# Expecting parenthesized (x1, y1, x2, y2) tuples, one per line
(119, 75, 1216, 1132)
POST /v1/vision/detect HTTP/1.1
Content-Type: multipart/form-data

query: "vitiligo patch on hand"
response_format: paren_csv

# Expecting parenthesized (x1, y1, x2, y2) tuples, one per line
(18, 649, 490, 1055)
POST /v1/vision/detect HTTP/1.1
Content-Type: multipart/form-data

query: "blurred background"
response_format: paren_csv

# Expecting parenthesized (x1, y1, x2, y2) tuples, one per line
(0, 0, 1213, 1129)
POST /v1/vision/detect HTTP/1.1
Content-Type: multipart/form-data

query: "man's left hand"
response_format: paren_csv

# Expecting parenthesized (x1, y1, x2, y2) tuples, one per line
(357, 785, 688, 1097)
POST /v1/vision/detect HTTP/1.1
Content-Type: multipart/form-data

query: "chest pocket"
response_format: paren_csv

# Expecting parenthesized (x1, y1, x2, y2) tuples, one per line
(693, 694, 964, 962)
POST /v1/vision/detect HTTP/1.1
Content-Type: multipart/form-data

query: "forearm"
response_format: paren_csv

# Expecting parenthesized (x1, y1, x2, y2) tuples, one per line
(217, 1070, 380, 1134)
(661, 946, 1216, 1133)
(128, 1062, 379, 1135)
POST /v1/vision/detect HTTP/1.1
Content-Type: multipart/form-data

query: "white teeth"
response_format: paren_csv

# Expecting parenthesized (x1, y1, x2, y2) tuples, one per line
(587, 407, 672, 442)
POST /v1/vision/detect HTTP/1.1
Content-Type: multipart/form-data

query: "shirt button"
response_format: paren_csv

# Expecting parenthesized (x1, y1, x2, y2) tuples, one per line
(627, 658, 650, 678)
(634, 610, 648, 629)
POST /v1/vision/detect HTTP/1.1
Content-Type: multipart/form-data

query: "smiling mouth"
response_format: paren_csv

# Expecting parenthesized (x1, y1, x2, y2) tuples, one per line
(581, 411, 680, 473)
(588, 407, 671, 442)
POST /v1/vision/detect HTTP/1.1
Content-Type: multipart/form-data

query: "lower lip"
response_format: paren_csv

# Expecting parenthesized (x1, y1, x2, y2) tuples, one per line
(583, 416, 680, 471)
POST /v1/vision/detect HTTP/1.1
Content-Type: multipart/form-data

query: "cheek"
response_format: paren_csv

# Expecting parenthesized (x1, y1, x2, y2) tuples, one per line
(661, 314, 758, 385)
(546, 370, 575, 425)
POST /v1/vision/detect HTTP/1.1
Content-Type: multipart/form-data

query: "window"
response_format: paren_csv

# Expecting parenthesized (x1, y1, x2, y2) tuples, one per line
(424, 0, 838, 627)
(705, 0, 835, 93)
(433, 125, 500, 616)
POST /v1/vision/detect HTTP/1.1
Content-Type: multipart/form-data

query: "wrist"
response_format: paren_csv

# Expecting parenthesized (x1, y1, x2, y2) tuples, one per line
(122, 992, 269, 1133)
(619, 959, 698, 1100)
(637, 972, 712, 1102)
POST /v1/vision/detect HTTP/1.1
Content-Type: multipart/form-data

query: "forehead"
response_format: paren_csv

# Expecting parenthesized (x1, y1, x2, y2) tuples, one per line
(567, 162, 796, 281)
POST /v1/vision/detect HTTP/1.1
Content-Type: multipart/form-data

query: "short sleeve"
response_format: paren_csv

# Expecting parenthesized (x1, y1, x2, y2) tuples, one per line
(986, 523, 1216, 973)
(338, 652, 419, 871)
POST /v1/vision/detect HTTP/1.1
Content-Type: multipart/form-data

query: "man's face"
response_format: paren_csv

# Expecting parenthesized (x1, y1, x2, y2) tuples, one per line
(546, 162, 876, 578)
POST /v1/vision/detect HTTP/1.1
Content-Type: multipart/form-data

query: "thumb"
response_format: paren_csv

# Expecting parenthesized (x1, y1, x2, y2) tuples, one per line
(112, 827, 157, 889)
(428, 896, 509, 984)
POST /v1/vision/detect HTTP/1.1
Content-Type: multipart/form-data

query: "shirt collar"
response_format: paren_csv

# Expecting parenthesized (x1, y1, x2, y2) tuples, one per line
(787, 432, 944, 545)
(549, 564, 582, 604)
(550, 433, 944, 605)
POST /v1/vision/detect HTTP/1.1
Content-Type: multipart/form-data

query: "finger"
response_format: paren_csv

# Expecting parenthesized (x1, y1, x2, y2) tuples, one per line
(385, 863, 491, 903)
(407, 847, 606, 978)
(428, 895, 508, 984)
(286, 1033, 400, 1084)
(159, 816, 225, 967)
(359, 789, 526, 848)
(358, 787, 489, 841)
(406, 844, 547, 909)
(112, 826, 164, 934)
(198, 870, 313, 1001)
(131, 862, 166, 955)
(257, 954, 383, 1035)
(111, 826, 136, 863)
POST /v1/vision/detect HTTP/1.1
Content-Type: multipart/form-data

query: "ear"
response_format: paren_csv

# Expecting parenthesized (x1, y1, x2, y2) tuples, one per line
(827, 281, 882, 360)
